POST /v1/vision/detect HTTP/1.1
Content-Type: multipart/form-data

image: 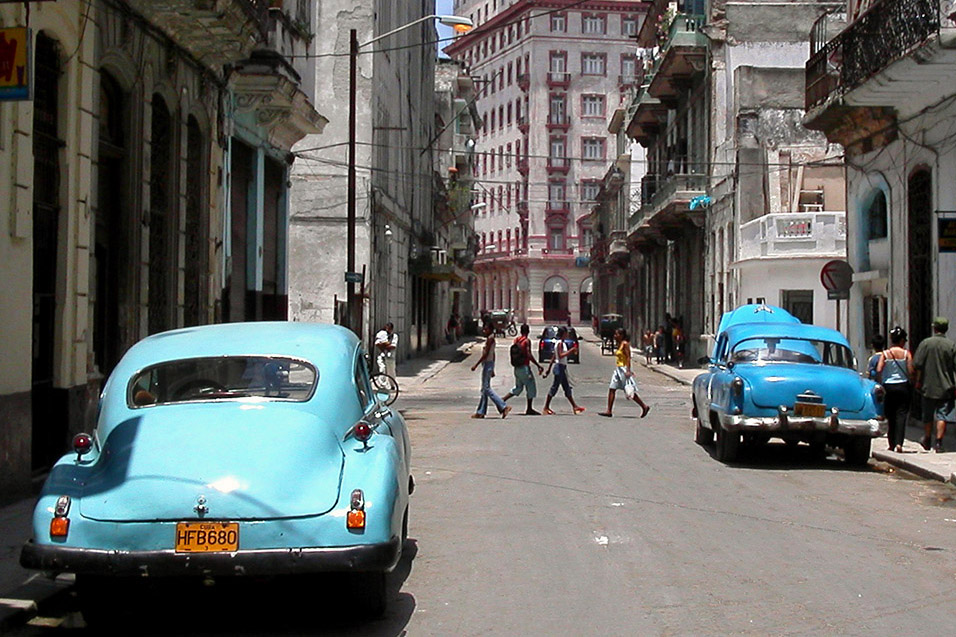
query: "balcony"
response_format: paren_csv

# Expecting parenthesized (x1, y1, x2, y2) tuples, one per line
(546, 113, 571, 132)
(517, 73, 530, 92)
(546, 200, 571, 213)
(517, 116, 529, 135)
(628, 172, 707, 240)
(625, 84, 666, 146)
(804, 0, 956, 149)
(608, 231, 630, 266)
(547, 71, 571, 89)
(647, 14, 708, 107)
(737, 212, 847, 261)
(126, 0, 268, 69)
(546, 157, 570, 175)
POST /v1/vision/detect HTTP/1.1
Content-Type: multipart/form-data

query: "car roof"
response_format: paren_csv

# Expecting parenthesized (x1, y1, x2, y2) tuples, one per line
(114, 322, 359, 374)
(724, 322, 851, 349)
(717, 304, 799, 334)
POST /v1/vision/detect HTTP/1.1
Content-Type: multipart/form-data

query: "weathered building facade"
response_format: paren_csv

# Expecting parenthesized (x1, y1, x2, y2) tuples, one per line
(804, 0, 956, 358)
(0, 0, 322, 501)
(595, 0, 845, 363)
(289, 0, 447, 358)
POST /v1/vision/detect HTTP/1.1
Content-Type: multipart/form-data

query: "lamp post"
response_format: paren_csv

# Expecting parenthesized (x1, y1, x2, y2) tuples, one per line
(347, 14, 473, 337)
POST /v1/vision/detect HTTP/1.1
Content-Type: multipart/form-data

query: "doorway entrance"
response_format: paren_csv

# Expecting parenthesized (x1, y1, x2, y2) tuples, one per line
(908, 168, 932, 349)
(543, 276, 569, 322)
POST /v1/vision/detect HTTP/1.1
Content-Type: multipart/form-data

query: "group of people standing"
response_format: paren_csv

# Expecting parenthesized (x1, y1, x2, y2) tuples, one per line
(471, 323, 651, 419)
(867, 316, 956, 454)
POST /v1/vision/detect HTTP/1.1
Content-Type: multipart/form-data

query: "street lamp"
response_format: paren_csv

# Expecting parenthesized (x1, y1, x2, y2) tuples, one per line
(347, 14, 474, 336)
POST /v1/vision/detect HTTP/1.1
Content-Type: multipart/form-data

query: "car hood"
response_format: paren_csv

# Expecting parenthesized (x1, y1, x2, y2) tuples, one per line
(80, 404, 345, 522)
(742, 364, 870, 412)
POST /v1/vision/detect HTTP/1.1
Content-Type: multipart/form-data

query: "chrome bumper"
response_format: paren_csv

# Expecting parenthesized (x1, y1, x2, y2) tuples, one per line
(720, 413, 886, 437)
(20, 536, 401, 578)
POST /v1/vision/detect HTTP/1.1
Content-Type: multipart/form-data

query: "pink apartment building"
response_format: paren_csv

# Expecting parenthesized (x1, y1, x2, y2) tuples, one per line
(447, 0, 647, 324)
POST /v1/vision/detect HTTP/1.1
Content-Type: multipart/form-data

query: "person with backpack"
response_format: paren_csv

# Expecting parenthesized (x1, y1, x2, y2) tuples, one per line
(876, 326, 913, 453)
(502, 324, 545, 415)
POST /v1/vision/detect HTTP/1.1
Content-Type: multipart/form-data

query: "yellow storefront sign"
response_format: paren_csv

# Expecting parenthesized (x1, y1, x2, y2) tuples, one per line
(0, 27, 30, 100)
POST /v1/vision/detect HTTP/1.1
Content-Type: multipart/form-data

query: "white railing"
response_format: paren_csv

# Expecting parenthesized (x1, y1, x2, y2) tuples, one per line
(738, 211, 846, 260)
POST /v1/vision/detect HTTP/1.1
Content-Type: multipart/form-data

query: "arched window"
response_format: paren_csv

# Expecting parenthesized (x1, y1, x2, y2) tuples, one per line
(866, 190, 888, 240)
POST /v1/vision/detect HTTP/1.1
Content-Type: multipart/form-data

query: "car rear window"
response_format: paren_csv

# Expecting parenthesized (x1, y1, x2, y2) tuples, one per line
(128, 356, 317, 407)
(731, 338, 855, 369)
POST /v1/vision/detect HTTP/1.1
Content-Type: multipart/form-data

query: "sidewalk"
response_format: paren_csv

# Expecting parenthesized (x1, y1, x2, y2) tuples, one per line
(639, 355, 956, 484)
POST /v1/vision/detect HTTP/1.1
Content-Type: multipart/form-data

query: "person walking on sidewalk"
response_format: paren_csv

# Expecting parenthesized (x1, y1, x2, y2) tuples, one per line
(542, 326, 585, 415)
(599, 328, 651, 418)
(914, 316, 956, 452)
(374, 322, 399, 378)
(470, 323, 512, 419)
(502, 324, 544, 415)
(876, 326, 913, 453)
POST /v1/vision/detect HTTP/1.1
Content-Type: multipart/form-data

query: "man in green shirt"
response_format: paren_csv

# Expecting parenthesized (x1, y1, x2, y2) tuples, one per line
(914, 316, 956, 453)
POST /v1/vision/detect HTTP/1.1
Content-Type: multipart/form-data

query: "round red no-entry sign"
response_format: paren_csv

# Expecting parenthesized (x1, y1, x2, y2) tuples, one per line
(820, 260, 853, 293)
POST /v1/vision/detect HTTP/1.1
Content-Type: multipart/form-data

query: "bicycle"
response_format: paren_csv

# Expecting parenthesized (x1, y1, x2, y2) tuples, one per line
(370, 372, 399, 406)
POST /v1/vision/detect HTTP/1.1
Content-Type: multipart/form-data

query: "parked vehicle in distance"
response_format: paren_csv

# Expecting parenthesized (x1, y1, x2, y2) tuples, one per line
(599, 313, 624, 355)
(692, 304, 885, 465)
(538, 326, 580, 364)
(488, 308, 517, 336)
(20, 322, 411, 622)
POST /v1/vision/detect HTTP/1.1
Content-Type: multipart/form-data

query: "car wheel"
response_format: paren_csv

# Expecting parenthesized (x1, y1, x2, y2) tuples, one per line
(350, 571, 387, 618)
(715, 422, 739, 462)
(402, 505, 409, 544)
(843, 437, 871, 467)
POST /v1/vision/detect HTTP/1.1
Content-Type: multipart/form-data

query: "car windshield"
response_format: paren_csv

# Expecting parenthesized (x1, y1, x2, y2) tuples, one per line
(730, 337, 855, 369)
(128, 356, 318, 407)
(541, 327, 556, 339)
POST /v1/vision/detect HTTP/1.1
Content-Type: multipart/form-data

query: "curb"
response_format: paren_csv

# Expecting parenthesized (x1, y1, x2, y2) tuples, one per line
(0, 574, 73, 632)
(870, 449, 955, 484)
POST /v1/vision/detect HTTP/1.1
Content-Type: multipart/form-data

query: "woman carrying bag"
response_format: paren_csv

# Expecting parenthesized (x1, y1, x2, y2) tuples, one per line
(877, 326, 914, 453)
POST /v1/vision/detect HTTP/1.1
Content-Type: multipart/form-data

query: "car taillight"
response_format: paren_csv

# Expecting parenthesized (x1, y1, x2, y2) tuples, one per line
(873, 384, 885, 404)
(50, 495, 71, 538)
(731, 377, 744, 398)
(347, 489, 366, 530)
(343, 420, 374, 450)
(72, 433, 93, 460)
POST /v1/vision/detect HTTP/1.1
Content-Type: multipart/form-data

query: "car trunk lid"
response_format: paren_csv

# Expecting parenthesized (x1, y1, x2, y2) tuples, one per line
(747, 365, 868, 412)
(79, 404, 344, 522)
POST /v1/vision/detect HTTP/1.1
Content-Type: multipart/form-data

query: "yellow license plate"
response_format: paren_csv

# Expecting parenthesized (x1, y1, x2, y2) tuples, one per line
(175, 522, 239, 553)
(794, 402, 826, 418)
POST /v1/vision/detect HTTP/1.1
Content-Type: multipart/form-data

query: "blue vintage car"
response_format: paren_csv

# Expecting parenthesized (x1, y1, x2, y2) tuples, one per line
(692, 305, 885, 465)
(538, 326, 580, 364)
(20, 322, 411, 620)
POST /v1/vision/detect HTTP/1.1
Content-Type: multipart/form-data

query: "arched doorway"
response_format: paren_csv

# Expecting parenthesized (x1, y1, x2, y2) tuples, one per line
(184, 116, 207, 326)
(543, 275, 569, 322)
(148, 94, 173, 334)
(580, 277, 593, 322)
(93, 71, 128, 375)
(32, 32, 64, 471)
(908, 168, 932, 348)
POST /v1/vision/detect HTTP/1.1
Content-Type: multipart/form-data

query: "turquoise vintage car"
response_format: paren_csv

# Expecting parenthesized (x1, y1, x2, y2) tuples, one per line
(21, 322, 411, 619)
(692, 305, 885, 465)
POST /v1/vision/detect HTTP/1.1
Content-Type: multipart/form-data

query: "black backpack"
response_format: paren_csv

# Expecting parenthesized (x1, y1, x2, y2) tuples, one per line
(510, 340, 526, 367)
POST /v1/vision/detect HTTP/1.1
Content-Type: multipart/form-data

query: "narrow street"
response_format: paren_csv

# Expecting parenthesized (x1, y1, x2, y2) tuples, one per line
(10, 334, 956, 635)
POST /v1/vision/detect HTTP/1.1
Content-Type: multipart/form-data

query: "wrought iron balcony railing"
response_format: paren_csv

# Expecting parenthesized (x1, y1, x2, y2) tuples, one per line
(738, 211, 847, 260)
(806, 0, 950, 110)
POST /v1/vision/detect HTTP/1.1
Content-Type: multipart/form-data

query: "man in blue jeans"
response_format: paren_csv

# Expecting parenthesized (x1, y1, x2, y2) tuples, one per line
(471, 323, 512, 419)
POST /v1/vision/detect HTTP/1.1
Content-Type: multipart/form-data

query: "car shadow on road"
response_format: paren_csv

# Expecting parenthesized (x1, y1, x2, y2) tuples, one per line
(45, 541, 420, 635)
(701, 440, 876, 472)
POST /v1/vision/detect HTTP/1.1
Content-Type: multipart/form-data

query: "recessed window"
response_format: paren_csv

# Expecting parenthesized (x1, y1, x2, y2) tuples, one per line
(582, 53, 606, 76)
(582, 180, 601, 201)
(582, 138, 605, 161)
(622, 16, 638, 36)
(582, 14, 606, 35)
(550, 13, 567, 32)
(582, 95, 605, 117)
(867, 190, 888, 240)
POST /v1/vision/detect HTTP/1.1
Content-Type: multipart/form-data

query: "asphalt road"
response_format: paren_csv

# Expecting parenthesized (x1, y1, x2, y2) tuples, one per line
(12, 336, 956, 635)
